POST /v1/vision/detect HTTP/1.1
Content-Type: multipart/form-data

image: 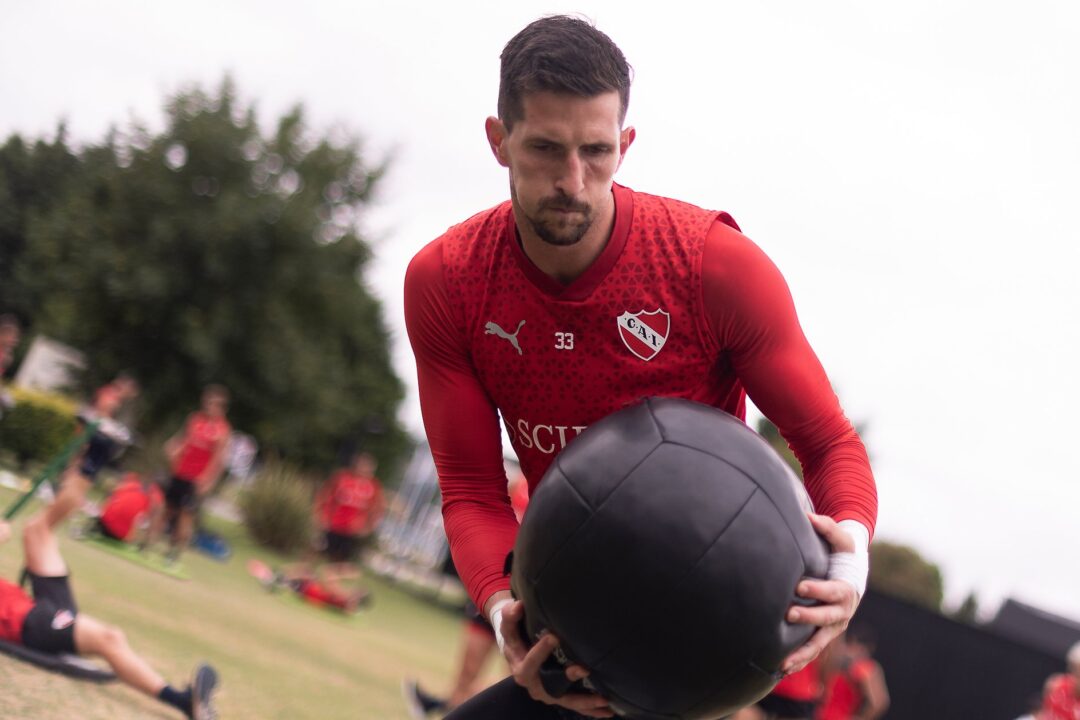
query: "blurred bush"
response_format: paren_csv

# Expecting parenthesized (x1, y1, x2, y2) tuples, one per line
(0, 386, 78, 463)
(240, 460, 314, 554)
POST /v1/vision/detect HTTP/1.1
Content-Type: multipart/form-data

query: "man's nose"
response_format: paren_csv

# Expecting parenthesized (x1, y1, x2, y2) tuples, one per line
(554, 153, 585, 197)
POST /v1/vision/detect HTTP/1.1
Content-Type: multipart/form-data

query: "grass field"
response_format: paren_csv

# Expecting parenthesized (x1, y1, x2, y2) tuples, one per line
(0, 485, 502, 719)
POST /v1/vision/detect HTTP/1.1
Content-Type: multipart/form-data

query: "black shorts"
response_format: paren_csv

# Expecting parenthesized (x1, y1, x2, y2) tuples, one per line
(78, 432, 117, 481)
(756, 694, 817, 719)
(20, 574, 79, 655)
(165, 476, 200, 512)
(323, 531, 362, 563)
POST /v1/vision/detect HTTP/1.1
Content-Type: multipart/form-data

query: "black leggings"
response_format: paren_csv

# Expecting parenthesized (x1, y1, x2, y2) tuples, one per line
(445, 677, 589, 720)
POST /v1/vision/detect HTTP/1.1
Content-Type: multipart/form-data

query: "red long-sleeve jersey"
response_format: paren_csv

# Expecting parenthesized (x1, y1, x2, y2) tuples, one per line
(405, 183, 877, 609)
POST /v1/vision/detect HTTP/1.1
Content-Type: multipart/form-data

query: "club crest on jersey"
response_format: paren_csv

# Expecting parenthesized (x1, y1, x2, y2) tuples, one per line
(617, 309, 670, 361)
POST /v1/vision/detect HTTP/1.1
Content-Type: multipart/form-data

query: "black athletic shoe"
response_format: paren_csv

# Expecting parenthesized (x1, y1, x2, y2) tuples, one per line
(190, 663, 218, 720)
(401, 678, 447, 718)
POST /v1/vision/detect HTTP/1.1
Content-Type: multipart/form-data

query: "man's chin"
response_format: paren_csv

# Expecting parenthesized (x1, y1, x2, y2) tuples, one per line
(537, 232, 587, 247)
(531, 218, 591, 247)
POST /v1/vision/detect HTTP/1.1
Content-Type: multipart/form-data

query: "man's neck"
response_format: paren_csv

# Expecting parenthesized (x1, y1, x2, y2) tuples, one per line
(516, 193, 616, 285)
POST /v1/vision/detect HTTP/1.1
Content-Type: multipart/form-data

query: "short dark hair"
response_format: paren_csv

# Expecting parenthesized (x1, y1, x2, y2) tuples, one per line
(498, 15, 632, 131)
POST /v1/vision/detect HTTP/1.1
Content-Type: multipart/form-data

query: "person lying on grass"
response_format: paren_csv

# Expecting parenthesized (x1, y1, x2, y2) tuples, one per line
(0, 515, 219, 719)
(68, 471, 164, 544)
(247, 558, 372, 613)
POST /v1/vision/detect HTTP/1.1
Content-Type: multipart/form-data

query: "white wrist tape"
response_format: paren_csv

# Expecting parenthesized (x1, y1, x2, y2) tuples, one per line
(488, 598, 514, 655)
(828, 520, 870, 597)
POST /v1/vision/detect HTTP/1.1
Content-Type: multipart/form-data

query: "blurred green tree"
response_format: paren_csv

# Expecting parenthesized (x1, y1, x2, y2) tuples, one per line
(5, 79, 406, 471)
(951, 590, 981, 624)
(869, 540, 945, 611)
(0, 129, 80, 319)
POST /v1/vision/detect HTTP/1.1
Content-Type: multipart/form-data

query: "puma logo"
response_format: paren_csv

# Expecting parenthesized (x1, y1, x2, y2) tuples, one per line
(485, 320, 526, 355)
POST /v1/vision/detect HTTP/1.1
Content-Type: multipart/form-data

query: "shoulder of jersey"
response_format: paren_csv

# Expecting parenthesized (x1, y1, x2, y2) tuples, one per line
(629, 188, 714, 216)
(436, 200, 513, 245)
(631, 188, 741, 233)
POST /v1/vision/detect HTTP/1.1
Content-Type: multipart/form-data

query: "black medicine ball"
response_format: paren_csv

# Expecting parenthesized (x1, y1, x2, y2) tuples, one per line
(510, 397, 829, 719)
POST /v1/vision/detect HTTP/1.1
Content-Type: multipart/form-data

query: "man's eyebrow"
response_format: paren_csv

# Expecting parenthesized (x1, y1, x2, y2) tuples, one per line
(522, 133, 563, 145)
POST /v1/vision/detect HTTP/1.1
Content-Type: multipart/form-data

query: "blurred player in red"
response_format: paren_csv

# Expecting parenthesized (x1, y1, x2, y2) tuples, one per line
(403, 475, 530, 718)
(248, 452, 384, 613)
(313, 451, 385, 590)
(316, 452, 385, 563)
(246, 558, 372, 614)
(732, 660, 823, 720)
(0, 515, 218, 718)
(149, 385, 231, 563)
(45, 374, 139, 528)
(405, 15, 877, 719)
(96, 472, 164, 543)
(1038, 641, 1080, 720)
(816, 625, 889, 720)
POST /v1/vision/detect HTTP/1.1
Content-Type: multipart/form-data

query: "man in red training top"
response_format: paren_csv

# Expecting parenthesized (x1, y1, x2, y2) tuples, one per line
(0, 516, 218, 718)
(97, 472, 164, 543)
(151, 385, 231, 562)
(310, 451, 385, 599)
(817, 626, 889, 720)
(315, 452, 385, 565)
(404, 15, 878, 719)
(1039, 641, 1080, 720)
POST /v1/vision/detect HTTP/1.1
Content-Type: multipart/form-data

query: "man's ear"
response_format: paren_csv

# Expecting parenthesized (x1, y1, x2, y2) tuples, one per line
(617, 126, 636, 169)
(485, 116, 511, 168)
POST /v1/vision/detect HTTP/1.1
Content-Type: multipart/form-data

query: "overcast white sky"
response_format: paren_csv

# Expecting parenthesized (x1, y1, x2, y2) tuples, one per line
(2, 1, 1078, 620)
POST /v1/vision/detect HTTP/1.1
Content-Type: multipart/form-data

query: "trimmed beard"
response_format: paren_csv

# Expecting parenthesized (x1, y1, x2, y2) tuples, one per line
(512, 184, 593, 247)
(527, 211, 592, 247)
